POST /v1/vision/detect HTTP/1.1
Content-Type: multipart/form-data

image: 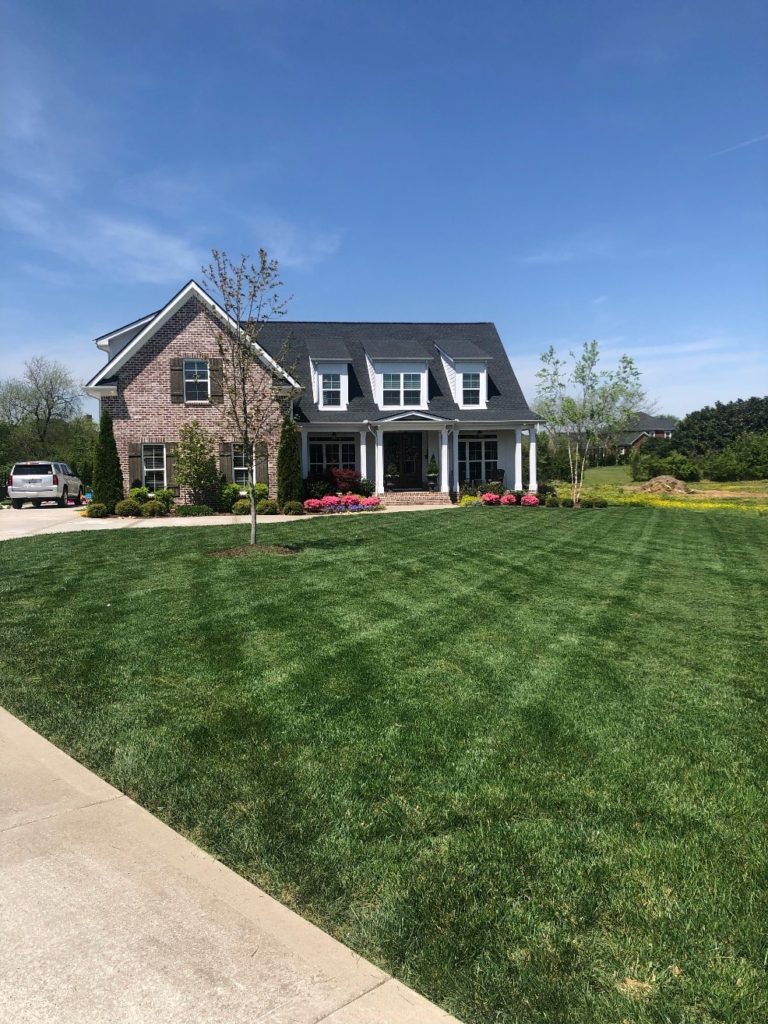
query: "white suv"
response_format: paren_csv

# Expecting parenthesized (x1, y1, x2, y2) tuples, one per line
(7, 461, 84, 509)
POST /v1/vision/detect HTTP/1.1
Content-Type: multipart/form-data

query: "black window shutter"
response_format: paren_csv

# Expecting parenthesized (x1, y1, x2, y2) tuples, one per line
(128, 444, 142, 488)
(166, 443, 180, 495)
(170, 359, 184, 403)
(210, 359, 224, 404)
(219, 442, 232, 482)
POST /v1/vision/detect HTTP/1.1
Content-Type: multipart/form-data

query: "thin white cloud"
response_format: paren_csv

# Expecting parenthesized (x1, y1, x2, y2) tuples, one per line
(0, 192, 205, 283)
(520, 228, 614, 265)
(249, 213, 341, 270)
(711, 132, 768, 157)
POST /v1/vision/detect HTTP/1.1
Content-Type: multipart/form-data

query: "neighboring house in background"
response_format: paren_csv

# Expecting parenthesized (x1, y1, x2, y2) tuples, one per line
(85, 280, 541, 501)
(614, 413, 677, 456)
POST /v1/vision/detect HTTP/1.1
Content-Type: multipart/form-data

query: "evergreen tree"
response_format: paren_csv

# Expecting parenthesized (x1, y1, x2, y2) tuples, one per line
(93, 409, 124, 511)
(277, 415, 303, 508)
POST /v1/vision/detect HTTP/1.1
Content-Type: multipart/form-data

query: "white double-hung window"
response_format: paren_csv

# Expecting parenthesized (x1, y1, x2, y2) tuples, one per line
(142, 444, 166, 490)
(315, 362, 348, 410)
(382, 371, 422, 407)
(321, 373, 341, 406)
(184, 359, 210, 402)
(462, 372, 481, 405)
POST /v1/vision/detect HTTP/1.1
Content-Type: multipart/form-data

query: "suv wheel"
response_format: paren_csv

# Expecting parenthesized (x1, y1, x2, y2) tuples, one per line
(58, 487, 69, 508)
(11, 499, 23, 509)
(32, 500, 42, 508)
(75, 488, 83, 506)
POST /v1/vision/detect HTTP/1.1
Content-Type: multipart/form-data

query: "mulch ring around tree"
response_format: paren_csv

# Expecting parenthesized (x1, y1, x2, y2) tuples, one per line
(208, 544, 300, 558)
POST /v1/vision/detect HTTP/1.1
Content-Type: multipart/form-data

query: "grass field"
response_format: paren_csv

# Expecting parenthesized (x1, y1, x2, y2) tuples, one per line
(1, 509, 766, 1024)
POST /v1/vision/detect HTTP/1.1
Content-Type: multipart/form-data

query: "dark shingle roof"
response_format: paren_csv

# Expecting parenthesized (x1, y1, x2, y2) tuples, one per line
(254, 321, 538, 423)
(615, 412, 677, 445)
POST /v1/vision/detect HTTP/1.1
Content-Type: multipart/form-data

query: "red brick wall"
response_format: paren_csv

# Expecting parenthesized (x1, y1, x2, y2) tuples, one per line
(101, 296, 286, 497)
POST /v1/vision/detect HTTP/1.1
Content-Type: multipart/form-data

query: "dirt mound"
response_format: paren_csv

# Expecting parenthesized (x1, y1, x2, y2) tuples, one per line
(640, 475, 691, 494)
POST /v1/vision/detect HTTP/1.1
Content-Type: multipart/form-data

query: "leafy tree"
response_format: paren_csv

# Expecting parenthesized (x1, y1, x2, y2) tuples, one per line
(704, 433, 768, 481)
(536, 340, 645, 504)
(0, 357, 82, 444)
(92, 409, 123, 512)
(277, 415, 303, 508)
(174, 420, 220, 505)
(672, 396, 768, 456)
(202, 249, 295, 544)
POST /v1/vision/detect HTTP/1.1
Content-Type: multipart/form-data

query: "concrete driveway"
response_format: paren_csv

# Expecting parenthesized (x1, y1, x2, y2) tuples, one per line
(0, 502, 455, 542)
(0, 708, 460, 1023)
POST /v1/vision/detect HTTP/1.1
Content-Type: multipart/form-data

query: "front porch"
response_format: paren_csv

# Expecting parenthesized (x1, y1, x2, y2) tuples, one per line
(299, 420, 539, 496)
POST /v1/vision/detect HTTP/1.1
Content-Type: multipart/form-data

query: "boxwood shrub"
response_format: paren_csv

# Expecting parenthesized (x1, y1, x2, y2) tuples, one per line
(176, 504, 214, 517)
(141, 499, 165, 517)
(129, 486, 150, 504)
(115, 498, 143, 517)
(85, 502, 109, 518)
(281, 501, 305, 515)
(256, 498, 278, 515)
(232, 498, 251, 515)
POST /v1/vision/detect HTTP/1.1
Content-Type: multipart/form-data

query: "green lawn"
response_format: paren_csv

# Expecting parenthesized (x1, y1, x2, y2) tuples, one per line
(581, 464, 632, 486)
(1, 510, 766, 1024)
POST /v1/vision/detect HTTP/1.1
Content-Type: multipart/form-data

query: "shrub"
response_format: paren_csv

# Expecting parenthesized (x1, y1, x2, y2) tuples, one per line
(232, 498, 251, 515)
(115, 498, 142, 517)
(153, 489, 176, 513)
(256, 498, 278, 515)
(327, 467, 361, 493)
(483, 480, 505, 496)
(249, 482, 269, 502)
(175, 421, 220, 504)
(500, 493, 517, 505)
(304, 498, 324, 513)
(592, 497, 608, 508)
(360, 496, 381, 510)
(481, 492, 501, 505)
(459, 481, 479, 498)
(129, 486, 150, 504)
(85, 502, 108, 518)
(705, 433, 768, 481)
(520, 493, 540, 506)
(303, 477, 332, 499)
(358, 477, 375, 497)
(220, 483, 243, 512)
(93, 409, 123, 512)
(141, 499, 165, 517)
(176, 504, 214, 517)
(560, 497, 574, 508)
(580, 497, 594, 508)
(458, 495, 481, 507)
(277, 417, 303, 507)
(545, 494, 559, 507)
(281, 501, 305, 515)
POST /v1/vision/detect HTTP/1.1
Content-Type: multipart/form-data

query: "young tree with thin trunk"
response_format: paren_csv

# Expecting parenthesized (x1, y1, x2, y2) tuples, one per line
(535, 340, 646, 505)
(202, 250, 295, 545)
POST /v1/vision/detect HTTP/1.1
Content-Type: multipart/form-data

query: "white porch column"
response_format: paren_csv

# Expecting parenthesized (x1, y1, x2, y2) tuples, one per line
(528, 424, 538, 492)
(439, 428, 449, 492)
(514, 429, 522, 491)
(300, 428, 309, 477)
(374, 429, 384, 493)
(452, 428, 460, 492)
(359, 430, 368, 481)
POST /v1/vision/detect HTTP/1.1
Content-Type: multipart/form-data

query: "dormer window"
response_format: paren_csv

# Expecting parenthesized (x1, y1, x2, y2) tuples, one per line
(383, 372, 422, 406)
(315, 361, 349, 410)
(321, 373, 341, 407)
(462, 372, 481, 406)
(184, 359, 209, 402)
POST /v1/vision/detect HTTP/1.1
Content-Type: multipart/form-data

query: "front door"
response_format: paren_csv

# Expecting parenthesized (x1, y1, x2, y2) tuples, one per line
(384, 432, 423, 488)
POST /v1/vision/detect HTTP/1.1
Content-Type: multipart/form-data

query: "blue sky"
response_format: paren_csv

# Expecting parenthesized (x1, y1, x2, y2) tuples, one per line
(1, 0, 766, 416)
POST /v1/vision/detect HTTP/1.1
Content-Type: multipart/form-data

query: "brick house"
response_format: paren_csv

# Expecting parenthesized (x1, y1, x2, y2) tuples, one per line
(85, 280, 541, 501)
(614, 413, 678, 456)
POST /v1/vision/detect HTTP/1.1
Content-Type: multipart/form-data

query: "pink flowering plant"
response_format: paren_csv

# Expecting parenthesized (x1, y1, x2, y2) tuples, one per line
(500, 493, 517, 506)
(520, 493, 540, 506)
(303, 494, 381, 514)
(481, 492, 501, 505)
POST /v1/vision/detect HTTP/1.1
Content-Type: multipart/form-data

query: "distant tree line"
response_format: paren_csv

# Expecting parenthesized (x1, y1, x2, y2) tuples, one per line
(0, 357, 97, 491)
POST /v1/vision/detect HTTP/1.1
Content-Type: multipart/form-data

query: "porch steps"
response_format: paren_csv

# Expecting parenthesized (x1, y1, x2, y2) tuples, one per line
(379, 490, 455, 506)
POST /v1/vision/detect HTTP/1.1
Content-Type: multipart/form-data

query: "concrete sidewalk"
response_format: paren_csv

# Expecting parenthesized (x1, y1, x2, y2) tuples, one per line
(0, 503, 455, 542)
(0, 708, 460, 1023)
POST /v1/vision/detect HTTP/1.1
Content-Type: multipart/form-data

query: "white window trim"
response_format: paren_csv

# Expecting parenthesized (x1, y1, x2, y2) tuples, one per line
(308, 436, 357, 473)
(458, 435, 498, 484)
(183, 358, 210, 404)
(314, 361, 349, 411)
(142, 444, 167, 492)
(457, 362, 488, 410)
(374, 361, 428, 411)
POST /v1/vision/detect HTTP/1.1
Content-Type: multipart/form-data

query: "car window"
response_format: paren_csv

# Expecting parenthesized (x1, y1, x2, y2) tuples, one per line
(12, 464, 53, 475)
(63, 465, 73, 476)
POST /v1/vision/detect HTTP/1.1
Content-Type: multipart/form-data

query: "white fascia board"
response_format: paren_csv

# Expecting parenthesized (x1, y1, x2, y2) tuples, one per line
(88, 280, 301, 390)
(94, 313, 156, 351)
(84, 384, 118, 398)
